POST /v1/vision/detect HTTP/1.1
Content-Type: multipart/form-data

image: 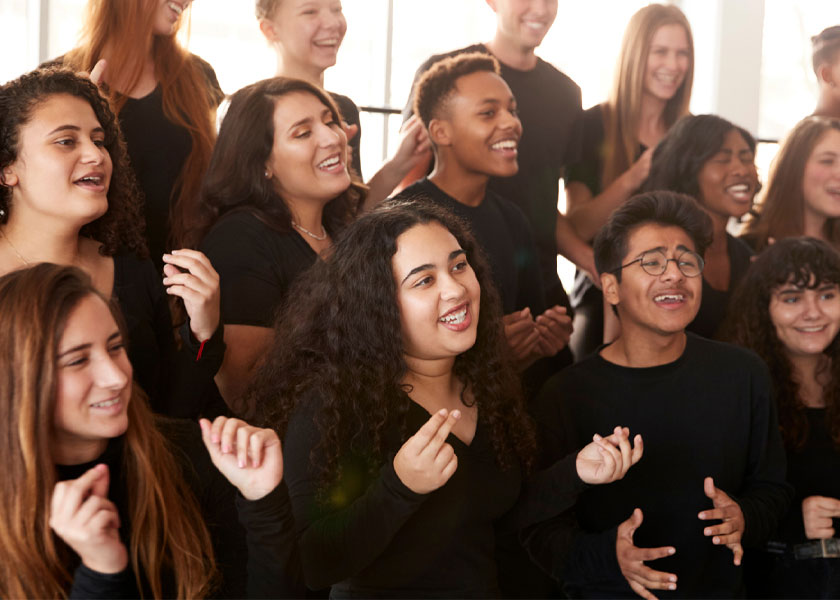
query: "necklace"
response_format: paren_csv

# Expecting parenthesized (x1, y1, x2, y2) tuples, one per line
(292, 221, 328, 241)
(0, 228, 29, 265)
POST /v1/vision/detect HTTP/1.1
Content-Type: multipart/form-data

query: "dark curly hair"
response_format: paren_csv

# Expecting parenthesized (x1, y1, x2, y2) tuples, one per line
(250, 200, 536, 486)
(0, 67, 146, 257)
(643, 113, 760, 205)
(193, 76, 364, 247)
(720, 237, 840, 451)
(413, 52, 501, 128)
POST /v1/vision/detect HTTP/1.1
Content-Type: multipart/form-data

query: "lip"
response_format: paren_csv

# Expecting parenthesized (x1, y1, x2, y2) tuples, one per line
(490, 137, 519, 158)
(315, 153, 345, 173)
(725, 181, 755, 203)
(313, 38, 341, 48)
(793, 324, 829, 333)
(652, 289, 690, 310)
(89, 395, 125, 414)
(74, 171, 108, 193)
(439, 302, 472, 331)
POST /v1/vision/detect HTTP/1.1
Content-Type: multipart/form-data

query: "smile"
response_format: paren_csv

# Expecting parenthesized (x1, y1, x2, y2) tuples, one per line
(91, 397, 120, 409)
(654, 293, 685, 303)
(440, 307, 467, 324)
(491, 139, 518, 152)
(523, 20, 547, 31)
(317, 155, 342, 171)
(653, 71, 680, 85)
(168, 2, 183, 17)
(795, 325, 828, 333)
(725, 183, 753, 201)
(313, 38, 340, 48)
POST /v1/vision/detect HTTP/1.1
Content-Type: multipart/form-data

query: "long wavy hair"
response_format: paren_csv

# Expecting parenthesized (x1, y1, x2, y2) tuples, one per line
(63, 0, 219, 249)
(602, 3, 693, 188)
(194, 76, 364, 246)
(251, 200, 536, 485)
(643, 114, 759, 207)
(743, 116, 840, 251)
(721, 237, 840, 450)
(0, 264, 215, 598)
(0, 67, 146, 257)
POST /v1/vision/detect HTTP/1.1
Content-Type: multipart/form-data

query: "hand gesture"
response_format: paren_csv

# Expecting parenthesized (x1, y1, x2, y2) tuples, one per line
(393, 408, 460, 494)
(49, 464, 128, 574)
(341, 121, 358, 171)
(623, 147, 654, 192)
(503, 308, 540, 369)
(162, 249, 221, 342)
(390, 115, 432, 176)
(616, 508, 677, 600)
(75, 58, 107, 86)
(534, 305, 574, 357)
(801, 495, 840, 539)
(698, 476, 744, 565)
(200, 417, 283, 501)
(576, 426, 643, 485)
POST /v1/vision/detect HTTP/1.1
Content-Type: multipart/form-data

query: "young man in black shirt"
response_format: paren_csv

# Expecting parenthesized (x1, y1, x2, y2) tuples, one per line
(527, 191, 791, 598)
(401, 0, 593, 316)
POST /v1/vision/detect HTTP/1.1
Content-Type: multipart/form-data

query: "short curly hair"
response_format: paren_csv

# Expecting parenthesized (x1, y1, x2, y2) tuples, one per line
(413, 52, 501, 128)
(0, 67, 147, 257)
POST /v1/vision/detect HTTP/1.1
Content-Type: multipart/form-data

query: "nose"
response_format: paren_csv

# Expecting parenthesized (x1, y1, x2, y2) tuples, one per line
(80, 139, 107, 165)
(94, 353, 130, 392)
(660, 257, 686, 282)
(439, 271, 467, 301)
(802, 294, 822, 320)
(316, 121, 342, 148)
(321, 7, 344, 30)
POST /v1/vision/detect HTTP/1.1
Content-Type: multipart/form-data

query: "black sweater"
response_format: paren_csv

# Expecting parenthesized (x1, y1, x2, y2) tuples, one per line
(526, 334, 791, 598)
(60, 418, 301, 598)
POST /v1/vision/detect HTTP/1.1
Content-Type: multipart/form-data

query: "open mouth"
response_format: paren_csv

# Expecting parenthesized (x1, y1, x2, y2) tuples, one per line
(91, 397, 120, 409)
(74, 174, 107, 192)
(316, 154, 343, 172)
(653, 293, 685, 305)
(490, 139, 518, 156)
(725, 183, 753, 202)
(168, 2, 183, 17)
(523, 19, 547, 31)
(313, 38, 340, 48)
(795, 325, 828, 333)
(439, 303, 472, 331)
(653, 71, 681, 86)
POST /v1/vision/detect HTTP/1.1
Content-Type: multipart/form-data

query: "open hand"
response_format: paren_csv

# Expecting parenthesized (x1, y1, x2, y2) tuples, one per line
(576, 426, 643, 485)
(616, 508, 677, 599)
(535, 305, 573, 357)
(163, 249, 221, 342)
(503, 308, 540, 368)
(393, 408, 460, 494)
(698, 476, 744, 565)
(200, 416, 283, 500)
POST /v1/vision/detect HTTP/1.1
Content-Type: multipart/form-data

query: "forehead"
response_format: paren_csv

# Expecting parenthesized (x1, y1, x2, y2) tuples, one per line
(272, 90, 331, 127)
(23, 93, 101, 135)
(392, 222, 462, 274)
(811, 128, 840, 154)
(451, 71, 513, 105)
(60, 294, 118, 346)
(624, 223, 695, 259)
(717, 128, 750, 150)
(650, 23, 689, 48)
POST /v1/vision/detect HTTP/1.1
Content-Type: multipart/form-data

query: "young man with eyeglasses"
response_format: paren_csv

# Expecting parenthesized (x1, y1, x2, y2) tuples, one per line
(524, 191, 791, 598)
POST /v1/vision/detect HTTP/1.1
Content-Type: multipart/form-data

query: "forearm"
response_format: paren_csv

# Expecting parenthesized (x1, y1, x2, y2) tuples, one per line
(555, 213, 596, 275)
(568, 176, 635, 242)
(364, 158, 412, 211)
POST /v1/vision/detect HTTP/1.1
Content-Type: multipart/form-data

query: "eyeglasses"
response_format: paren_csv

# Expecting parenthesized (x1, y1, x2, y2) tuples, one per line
(613, 249, 705, 278)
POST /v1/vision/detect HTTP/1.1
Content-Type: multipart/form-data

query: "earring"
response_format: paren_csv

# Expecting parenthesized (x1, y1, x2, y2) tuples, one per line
(264, 170, 271, 179)
(0, 207, 6, 218)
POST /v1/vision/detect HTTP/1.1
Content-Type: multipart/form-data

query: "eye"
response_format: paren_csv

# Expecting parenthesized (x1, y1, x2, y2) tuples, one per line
(413, 275, 433, 288)
(678, 256, 699, 269)
(56, 138, 75, 147)
(108, 340, 125, 354)
(93, 138, 107, 148)
(821, 291, 836, 300)
(782, 296, 799, 304)
(640, 256, 663, 269)
(294, 129, 311, 139)
(479, 109, 495, 118)
(62, 354, 88, 368)
(452, 259, 468, 273)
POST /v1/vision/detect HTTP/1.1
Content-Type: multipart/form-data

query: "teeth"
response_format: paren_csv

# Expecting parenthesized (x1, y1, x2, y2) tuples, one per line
(797, 326, 826, 332)
(654, 294, 684, 302)
(440, 308, 467, 324)
(491, 139, 517, 150)
(318, 156, 340, 169)
(168, 2, 183, 16)
(78, 176, 101, 184)
(91, 398, 119, 409)
(314, 38, 339, 46)
(654, 72, 678, 84)
(523, 20, 545, 30)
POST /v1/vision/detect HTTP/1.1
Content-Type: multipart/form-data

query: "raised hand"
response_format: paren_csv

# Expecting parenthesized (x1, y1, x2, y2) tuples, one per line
(502, 308, 540, 369)
(616, 508, 677, 600)
(801, 495, 840, 539)
(162, 249, 221, 342)
(49, 464, 128, 574)
(390, 115, 432, 176)
(622, 146, 654, 192)
(534, 305, 574, 357)
(393, 408, 460, 494)
(698, 476, 744, 565)
(200, 416, 283, 501)
(576, 426, 643, 485)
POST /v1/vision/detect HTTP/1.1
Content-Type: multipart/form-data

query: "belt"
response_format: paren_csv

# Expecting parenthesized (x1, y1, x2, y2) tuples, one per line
(793, 538, 840, 560)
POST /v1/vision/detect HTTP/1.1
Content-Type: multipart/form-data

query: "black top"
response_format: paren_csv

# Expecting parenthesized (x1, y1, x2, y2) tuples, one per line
(112, 253, 225, 418)
(118, 55, 224, 266)
(687, 234, 754, 339)
(60, 418, 301, 599)
(330, 92, 363, 179)
(199, 210, 318, 328)
(284, 395, 524, 598)
(527, 334, 791, 598)
(404, 44, 582, 303)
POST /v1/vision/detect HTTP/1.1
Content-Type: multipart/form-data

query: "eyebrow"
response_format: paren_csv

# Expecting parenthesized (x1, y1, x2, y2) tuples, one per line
(47, 125, 104, 136)
(778, 283, 838, 293)
(400, 249, 466, 285)
(57, 331, 121, 358)
(631, 244, 693, 259)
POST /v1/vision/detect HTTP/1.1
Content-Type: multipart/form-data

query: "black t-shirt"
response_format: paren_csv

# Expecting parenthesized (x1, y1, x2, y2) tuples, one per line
(199, 210, 318, 328)
(118, 55, 224, 266)
(527, 334, 791, 598)
(404, 44, 582, 302)
(330, 92, 363, 179)
(687, 234, 754, 340)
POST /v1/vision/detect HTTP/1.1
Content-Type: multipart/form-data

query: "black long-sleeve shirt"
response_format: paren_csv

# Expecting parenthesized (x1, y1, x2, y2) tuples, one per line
(60, 418, 302, 599)
(526, 334, 792, 598)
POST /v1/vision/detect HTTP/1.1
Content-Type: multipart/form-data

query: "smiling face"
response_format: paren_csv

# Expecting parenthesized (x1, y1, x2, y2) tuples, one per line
(2, 94, 112, 228)
(802, 128, 840, 223)
(52, 294, 132, 464)
(434, 70, 522, 178)
(393, 222, 481, 364)
(265, 90, 350, 208)
(769, 279, 840, 358)
(261, 0, 347, 75)
(490, 0, 558, 51)
(603, 223, 702, 338)
(643, 23, 691, 103)
(154, 0, 191, 36)
(696, 129, 759, 220)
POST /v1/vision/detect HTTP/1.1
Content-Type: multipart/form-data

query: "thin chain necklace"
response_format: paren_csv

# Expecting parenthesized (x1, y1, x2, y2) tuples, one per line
(0, 228, 29, 265)
(292, 220, 328, 241)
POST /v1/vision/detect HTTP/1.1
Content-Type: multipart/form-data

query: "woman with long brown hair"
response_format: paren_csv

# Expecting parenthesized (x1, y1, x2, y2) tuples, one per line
(565, 3, 694, 356)
(60, 0, 223, 257)
(742, 116, 840, 252)
(0, 263, 298, 598)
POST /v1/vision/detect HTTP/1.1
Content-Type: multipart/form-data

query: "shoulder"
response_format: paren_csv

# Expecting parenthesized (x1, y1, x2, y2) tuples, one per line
(485, 189, 531, 229)
(685, 333, 768, 376)
(532, 57, 581, 94)
(391, 178, 437, 202)
(188, 53, 224, 106)
(113, 251, 158, 283)
(202, 210, 274, 246)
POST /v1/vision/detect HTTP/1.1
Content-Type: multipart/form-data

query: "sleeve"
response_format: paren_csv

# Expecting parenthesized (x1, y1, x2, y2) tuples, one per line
(564, 106, 604, 195)
(284, 399, 427, 590)
(69, 564, 139, 599)
(235, 483, 305, 599)
(733, 359, 793, 547)
(200, 215, 286, 328)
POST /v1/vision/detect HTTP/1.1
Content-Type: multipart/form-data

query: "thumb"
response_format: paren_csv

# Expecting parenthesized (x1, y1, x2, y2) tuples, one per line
(90, 463, 110, 498)
(703, 476, 717, 499)
(631, 507, 644, 528)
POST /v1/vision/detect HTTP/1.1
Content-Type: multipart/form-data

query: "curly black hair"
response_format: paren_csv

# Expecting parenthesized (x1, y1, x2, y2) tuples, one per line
(0, 67, 146, 257)
(250, 199, 536, 486)
(721, 237, 840, 450)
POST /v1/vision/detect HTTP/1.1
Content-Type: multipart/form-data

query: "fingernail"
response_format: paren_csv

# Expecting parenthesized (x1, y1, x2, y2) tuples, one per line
(451, 410, 461, 419)
(668, 547, 675, 555)
(669, 575, 676, 583)
(713, 536, 719, 544)
(669, 584, 676, 590)
(438, 408, 447, 416)
(238, 459, 245, 468)
(704, 527, 711, 535)
(593, 433, 603, 441)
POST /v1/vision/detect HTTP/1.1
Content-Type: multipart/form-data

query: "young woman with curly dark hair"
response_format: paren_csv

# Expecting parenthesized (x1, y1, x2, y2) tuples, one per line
(0, 67, 223, 418)
(721, 237, 840, 597)
(250, 200, 642, 597)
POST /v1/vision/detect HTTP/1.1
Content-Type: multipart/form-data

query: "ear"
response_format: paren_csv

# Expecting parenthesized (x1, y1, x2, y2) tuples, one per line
(485, 0, 497, 12)
(0, 166, 18, 188)
(601, 272, 620, 308)
(429, 119, 452, 147)
(259, 18, 279, 44)
(818, 64, 836, 87)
